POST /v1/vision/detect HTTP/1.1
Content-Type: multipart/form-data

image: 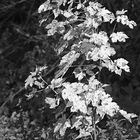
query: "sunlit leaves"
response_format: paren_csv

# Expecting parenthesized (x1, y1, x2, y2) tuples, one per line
(45, 97, 60, 109)
(119, 110, 137, 123)
(38, 0, 51, 13)
(28, 0, 139, 139)
(25, 66, 47, 89)
(110, 32, 129, 43)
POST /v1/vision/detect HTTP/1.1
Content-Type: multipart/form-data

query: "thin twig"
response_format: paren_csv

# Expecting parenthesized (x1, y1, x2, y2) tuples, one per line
(90, 133, 94, 140)
(93, 121, 97, 140)
(0, 0, 27, 11)
(40, 76, 59, 95)
(112, 23, 117, 33)
(0, 87, 25, 111)
(92, 107, 97, 140)
(23, 0, 35, 29)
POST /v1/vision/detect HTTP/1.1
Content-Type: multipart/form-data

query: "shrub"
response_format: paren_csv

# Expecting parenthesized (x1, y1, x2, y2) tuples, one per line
(25, 0, 138, 139)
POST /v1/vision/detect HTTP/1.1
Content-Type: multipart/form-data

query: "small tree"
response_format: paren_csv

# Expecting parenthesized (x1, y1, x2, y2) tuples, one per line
(25, 0, 137, 139)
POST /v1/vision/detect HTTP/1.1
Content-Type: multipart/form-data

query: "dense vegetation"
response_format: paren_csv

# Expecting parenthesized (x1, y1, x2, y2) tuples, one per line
(0, 0, 140, 139)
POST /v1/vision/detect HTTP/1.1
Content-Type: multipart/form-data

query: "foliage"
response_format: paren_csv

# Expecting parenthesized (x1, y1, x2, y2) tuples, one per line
(1, 0, 140, 140)
(24, 0, 139, 139)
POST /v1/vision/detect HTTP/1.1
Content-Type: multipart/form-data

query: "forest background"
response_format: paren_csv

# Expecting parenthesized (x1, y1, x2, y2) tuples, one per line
(1, 0, 140, 139)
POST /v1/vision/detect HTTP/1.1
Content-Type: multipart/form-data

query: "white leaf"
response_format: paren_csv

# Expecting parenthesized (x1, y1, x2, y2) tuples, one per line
(63, 11, 72, 18)
(51, 78, 63, 89)
(45, 97, 60, 108)
(77, 4, 82, 9)
(59, 120, 71, 136)
(54, 123, 63, 133)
